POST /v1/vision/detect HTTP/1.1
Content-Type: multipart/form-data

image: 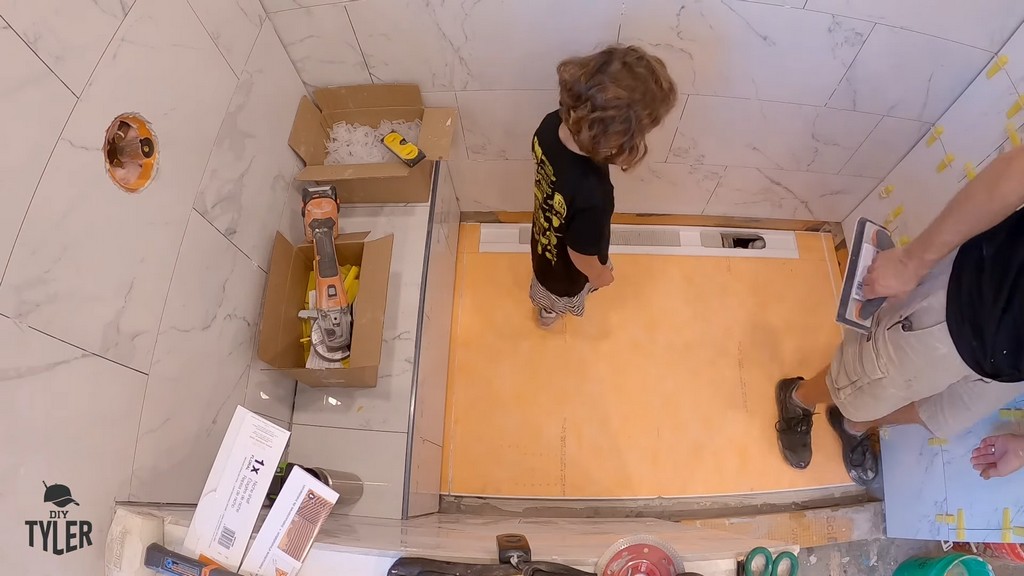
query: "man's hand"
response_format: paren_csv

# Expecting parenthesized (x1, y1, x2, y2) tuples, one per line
(861, 247, 929, 299)
(971, 434, 1024, 479)
(590, 264, 614, 289)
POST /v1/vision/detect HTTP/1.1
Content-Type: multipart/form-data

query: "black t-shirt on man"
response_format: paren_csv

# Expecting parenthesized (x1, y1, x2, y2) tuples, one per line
(947, 207, 1024, 382)
(530, 111, 615, 298)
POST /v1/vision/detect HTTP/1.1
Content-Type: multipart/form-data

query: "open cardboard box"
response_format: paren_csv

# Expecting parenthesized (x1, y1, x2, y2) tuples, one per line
(288, 84, 456, 204)
(257, 232, 393, 388)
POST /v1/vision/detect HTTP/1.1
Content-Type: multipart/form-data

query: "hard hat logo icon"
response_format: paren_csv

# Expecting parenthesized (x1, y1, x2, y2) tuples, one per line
(43, 482, 80, 508)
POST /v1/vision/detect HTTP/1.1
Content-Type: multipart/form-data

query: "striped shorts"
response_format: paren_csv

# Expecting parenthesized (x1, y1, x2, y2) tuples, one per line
(529, 276, 591, 317)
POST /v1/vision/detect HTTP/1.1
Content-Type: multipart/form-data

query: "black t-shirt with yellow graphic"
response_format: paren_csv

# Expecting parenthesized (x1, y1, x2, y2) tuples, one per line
(530, 111, 614, 298)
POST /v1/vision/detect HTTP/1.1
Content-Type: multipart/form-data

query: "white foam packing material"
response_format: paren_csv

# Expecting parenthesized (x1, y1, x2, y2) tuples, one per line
(324, 119, 422, 165)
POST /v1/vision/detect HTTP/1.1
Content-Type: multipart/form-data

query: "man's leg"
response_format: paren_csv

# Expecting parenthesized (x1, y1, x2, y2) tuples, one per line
(846, 402, 924, 434)
(792, 368, 833, 409)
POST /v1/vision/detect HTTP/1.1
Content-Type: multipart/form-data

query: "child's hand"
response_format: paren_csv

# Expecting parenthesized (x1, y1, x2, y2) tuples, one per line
(591, 265, 614, 288)
(971, 434, 1024, 479)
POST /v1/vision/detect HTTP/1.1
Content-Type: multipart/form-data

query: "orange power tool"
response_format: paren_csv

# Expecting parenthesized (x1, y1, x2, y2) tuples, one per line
(301, 185, 352, 360)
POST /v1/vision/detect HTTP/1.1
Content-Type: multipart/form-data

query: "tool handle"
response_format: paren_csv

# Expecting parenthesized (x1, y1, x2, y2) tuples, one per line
(144, 543, 242, 576)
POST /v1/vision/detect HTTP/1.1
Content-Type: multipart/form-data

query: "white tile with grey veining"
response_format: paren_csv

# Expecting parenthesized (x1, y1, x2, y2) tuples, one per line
(195, 20, 306, 270)
(130, 211, 267, 503)
(943, 395, 1024, 532)
(0, 0, 237, 372)
(619, 0, 871, 105)
(932, 55, 1021, 173)
(268, 3, 370, 89)
(292, 205, 429, 432)
(421, 93, 468, 161)
(645, 95, 688, 165)
(1000, 25, 1024, 96)
(245, 354, 297, 423)
(0, 316, 146, 575)
(287, 425, 407, 519)
(704, 167, 877, 220)
(840, 116, 930, 178)
(260, 0, 355, 13)
(406, 437, 442, 517)
(611, 163, 725, 215)
(448, 161, 535, 212)
(828, 25, 991, 123)
(0, 22, 76, 277)
(669, 96, 880, 173)
(434, 163, 461, 251)
(880, 424, 949, 540)
(0, 0, 134, 95)
(805, 0, 1024, 52)
(347, 0, 620, 91)
(457, 90, 557, 161)
(187, 0, 266, 76)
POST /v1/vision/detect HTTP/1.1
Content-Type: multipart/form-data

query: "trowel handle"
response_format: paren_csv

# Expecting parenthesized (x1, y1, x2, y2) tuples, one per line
(143, 543, 242, 576)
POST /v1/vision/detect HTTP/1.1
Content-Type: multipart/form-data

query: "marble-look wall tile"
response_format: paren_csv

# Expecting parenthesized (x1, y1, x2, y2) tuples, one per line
(268, 3, 370, 89)
(291, 206, 430, 432)
(879, 424, 949, 541)
(245, 355, 297, 423)
(620, 0, 871, 106)
(705, 167, 877, 221)
(645, 95, 688, 165)
(194, 21, 306, 270)
(943, 398, 1024, 531)
(287, 425, 408, 519)
(0, 316, 146, 575)
(0, 0, 134, 95)
(611, 163, 725, 215)
(187, 0, 266, 77)
(828, 25, 991, 123)
(406, 437, 442, 517)
(805, 0, 1024, 52)
(130, 212, 266, 503)
(435, 163, 461, 250)
(448, 161, 535, 212)
(347, 0, 621, 91)
(260, 0, 354, 13)
(839, 116, 930, 178)
(0, 23, 75, 276)
(669, 96, 879, 173)
(457, 90, 557, 161)
(0, 0, 238, 372)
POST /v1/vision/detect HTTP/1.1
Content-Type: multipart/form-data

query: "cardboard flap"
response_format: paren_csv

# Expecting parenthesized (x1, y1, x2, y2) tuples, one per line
(337, 231, 371, 243)
(349, 234, 394, 367)
(296, 163, 411, 182)
(418, 107, 457, 160)
(258, 233, 309, 369)
(314, 84, 422, 111)
(289, 97, 327, 166)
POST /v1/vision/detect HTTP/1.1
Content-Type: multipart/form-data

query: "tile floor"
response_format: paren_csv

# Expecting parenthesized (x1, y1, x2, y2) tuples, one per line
(441, 224, 853, 498)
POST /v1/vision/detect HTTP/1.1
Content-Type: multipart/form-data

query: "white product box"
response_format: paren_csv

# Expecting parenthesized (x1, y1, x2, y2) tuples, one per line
(184, 406, 290, 570)
(239, 467, 339, 576)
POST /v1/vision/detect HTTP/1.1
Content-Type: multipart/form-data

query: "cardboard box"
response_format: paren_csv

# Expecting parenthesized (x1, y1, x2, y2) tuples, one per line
(184, 407, 290, 571)
(257, 231, 393, 388)
(288, 84, 456, 204)
(239, 467, 339, 576)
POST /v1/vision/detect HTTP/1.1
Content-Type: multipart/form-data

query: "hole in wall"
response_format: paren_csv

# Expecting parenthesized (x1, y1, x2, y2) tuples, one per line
(104, 113, 158, 193)
(700, 231, 767, 249)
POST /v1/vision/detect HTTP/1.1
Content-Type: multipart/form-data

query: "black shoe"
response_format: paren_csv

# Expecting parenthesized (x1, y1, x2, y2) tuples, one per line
(826, 406, 879, 487)
(775, 377, 813, 469)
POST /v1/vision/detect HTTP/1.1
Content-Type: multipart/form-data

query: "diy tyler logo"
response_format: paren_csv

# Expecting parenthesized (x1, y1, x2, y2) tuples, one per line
(26, 482, 94, 556)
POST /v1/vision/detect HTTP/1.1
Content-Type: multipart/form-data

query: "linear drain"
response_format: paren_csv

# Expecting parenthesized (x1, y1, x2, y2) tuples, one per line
(518, 226, 681, 247)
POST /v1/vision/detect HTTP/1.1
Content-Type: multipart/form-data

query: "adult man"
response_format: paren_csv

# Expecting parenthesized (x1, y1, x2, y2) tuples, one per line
(775, 146, 1024, 485)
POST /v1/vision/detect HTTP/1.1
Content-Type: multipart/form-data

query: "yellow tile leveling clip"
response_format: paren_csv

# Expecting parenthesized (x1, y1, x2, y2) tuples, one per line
(382, 131, 426, 167)
(965, 163, 977, 181)
(1008, 96, 1024, 119)
(987, 55, 1009, 79)
(936, 153, 955, 173)
(926, 125, 944, 147)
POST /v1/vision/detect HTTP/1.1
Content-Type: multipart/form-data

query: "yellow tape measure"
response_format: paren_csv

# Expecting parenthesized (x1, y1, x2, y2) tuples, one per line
(382, 131, 426, 167)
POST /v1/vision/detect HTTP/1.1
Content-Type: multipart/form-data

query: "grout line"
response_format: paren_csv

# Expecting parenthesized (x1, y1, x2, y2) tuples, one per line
(1, 15, 79, 97)
(344, 5, 374, 83)
(835, 114, 884, 175)
(660, 94, 689, 163)
(699, 166, 726, 215)
(186, 0, 241, 80)
(453, 92, 474, 161)
(193, 206, 268, 273)
(263, 1, 356, 15)
(14, 318, 150, 376)
(800, 10, 998, 54)
(239, 17, 269, 73)
(825, 23, 874, 106)
(291, 422, 408, 435)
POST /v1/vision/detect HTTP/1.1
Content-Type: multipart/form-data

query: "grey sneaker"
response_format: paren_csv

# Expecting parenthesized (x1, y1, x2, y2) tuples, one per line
(536, 308, 558, 328)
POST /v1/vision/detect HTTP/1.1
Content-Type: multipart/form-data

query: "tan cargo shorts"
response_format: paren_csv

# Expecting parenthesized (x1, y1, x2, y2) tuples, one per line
(827, 251, 1024, 438)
